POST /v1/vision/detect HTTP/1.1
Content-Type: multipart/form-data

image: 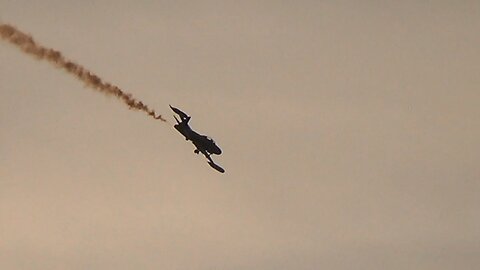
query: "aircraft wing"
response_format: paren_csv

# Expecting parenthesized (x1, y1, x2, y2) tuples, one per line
(206, 155, 225, 173)
(208, 161, 225, 173)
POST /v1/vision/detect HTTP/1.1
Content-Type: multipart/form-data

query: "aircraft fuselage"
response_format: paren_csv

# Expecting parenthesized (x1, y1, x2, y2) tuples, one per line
(170, 105, 224, 173)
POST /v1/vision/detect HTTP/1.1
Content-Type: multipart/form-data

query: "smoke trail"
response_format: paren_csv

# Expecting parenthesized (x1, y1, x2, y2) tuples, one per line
(0, 23, 166, 122)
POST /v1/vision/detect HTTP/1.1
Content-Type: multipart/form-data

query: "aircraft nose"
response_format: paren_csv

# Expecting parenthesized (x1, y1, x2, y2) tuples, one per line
(213, 145, 222, 155)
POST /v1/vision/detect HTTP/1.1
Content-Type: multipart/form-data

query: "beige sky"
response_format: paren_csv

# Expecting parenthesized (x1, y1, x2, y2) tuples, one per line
(1, 1, 479, 269)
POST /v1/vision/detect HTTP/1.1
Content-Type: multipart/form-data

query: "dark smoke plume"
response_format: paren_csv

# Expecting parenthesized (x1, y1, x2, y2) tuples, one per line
(0, 23, 166, 122)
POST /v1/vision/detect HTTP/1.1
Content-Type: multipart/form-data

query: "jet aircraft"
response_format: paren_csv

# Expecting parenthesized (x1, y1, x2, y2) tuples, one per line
(170, 105, 225, 173)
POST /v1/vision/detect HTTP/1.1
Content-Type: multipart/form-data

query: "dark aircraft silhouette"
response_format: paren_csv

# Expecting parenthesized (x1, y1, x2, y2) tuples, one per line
(170, 105, 225, 173)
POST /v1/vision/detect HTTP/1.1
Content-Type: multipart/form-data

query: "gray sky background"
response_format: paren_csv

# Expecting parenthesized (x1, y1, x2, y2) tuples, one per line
(1, 1, 479, 269)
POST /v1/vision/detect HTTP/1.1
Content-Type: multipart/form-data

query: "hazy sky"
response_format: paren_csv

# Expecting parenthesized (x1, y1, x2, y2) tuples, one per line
(1, 1, 479, 269)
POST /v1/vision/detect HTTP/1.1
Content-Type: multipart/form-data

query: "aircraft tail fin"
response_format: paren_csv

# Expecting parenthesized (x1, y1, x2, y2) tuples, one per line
(169, 105, 189, 120)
